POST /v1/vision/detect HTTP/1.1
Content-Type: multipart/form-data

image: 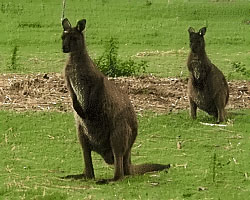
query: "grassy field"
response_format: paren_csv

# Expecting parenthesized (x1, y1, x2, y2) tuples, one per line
(0, 0, 250, 79)
(0, 110, 250, 199)
(1, 0, 250, 199)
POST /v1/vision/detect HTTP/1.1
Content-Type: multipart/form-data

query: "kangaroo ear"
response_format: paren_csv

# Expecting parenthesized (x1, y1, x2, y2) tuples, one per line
(62, 18, 71, 30)
(76, 19, 86, 32)
(188, 27, 195, 34)
(199, 27, 206, 36)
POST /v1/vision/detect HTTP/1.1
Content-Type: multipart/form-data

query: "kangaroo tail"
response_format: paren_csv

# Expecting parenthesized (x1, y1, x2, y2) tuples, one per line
(130, 163, 170, 175)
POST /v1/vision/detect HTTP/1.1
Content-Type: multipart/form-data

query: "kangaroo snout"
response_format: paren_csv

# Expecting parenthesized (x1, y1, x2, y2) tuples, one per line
(62, 46, 70, 53)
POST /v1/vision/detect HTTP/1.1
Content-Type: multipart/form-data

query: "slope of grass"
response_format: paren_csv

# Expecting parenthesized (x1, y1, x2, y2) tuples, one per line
(0, 0, 249, 79)
(0, 110, 249, 199)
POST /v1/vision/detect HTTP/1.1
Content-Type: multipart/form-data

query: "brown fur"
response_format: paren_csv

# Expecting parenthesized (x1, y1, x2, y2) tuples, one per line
(61, 18, 170, 182)
(187, 27, 229, 123)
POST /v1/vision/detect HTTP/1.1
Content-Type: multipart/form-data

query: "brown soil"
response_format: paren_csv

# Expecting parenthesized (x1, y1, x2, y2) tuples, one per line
(0, 73, 249, 113)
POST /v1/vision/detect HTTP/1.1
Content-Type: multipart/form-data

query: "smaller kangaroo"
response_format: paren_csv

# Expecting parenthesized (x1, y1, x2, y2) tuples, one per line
(187, 27, 229, 123)
(61, 18, 170, 183)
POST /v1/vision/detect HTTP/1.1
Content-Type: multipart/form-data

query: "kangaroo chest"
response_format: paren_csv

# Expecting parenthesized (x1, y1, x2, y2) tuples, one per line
(188, 80, 215, 111)
(66, 65, 87, 109)
(192, 89, 209, 106)
(71, 76, 85, 107)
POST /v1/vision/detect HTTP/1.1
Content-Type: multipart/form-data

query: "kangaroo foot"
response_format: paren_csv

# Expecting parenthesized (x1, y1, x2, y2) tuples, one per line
(61, 173, 86, 180)
(96, 179, 110, 185)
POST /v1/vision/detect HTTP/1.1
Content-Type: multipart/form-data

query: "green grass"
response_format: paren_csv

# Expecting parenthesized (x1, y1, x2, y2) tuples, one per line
(1, 110, 250, 199)
(0, 0, 250, 79)
(1, 1, 249, 199)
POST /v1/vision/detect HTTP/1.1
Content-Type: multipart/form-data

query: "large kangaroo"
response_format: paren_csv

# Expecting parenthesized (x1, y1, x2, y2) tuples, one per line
(187, 27, 229, 123)
(61, 18, 170, 182)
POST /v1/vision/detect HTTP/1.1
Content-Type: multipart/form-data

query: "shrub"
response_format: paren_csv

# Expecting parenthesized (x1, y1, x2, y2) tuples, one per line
(95, 37, 148, 77)
(228, 61, 250, 79)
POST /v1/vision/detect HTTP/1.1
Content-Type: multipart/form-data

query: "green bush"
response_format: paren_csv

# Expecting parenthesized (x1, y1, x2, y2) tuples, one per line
(228, 61, 250, 79)
(95, 37, 148, 77)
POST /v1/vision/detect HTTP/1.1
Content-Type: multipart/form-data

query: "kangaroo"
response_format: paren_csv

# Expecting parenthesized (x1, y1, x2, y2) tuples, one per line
(187, 27, 229, 123)
(61, 18, 170, 183)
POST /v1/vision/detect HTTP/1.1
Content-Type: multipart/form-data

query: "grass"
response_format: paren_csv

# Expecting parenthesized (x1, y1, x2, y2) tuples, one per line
(0, 0, 249, 79)
(0, 0, 249, 199)
(1, 110, 250, 199)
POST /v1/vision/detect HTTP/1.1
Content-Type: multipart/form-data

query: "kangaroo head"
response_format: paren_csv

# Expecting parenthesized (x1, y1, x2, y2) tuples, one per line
(61, 18, 86, 53)
(188, 27, 206, 54)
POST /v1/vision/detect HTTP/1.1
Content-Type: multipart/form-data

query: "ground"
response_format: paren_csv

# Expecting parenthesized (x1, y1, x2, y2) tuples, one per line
(0, 73, 249, 113)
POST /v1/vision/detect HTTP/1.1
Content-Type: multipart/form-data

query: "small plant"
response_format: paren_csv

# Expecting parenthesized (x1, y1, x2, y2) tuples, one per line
(95, 37, 119, 76)
(9, 45, 19, 71)
(18, 23, 42, 28)
(101, 0, 108, 5)
(95, 37, 148, 77)
(212, 152, 217, 182)
(0, 2, 23, 14)
(228, 61, 250, 79)
(231, 61, 248, 75)
(145, 0, 152, 6)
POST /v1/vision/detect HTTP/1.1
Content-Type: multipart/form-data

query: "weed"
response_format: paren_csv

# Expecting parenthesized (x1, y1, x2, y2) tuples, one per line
(18, 23, 42, 28)
(101, 0, 108, 5)
(145, 0, 152, 6)
(8, 45, 19, 71)
(212, 152, 216, 182)
(232, 62, 248, 75)
(0, 2, 23, 14)
(95, 37, 148, 77)
(228, 61, 250, 79)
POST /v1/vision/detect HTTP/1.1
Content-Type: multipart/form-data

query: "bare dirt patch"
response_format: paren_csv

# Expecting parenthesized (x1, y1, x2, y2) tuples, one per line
(0, 73, 249, 113)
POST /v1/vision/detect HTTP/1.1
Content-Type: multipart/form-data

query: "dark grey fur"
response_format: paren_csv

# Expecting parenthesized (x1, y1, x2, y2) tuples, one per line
(187, 27, 229, 123)
(61, 18, 170, 182)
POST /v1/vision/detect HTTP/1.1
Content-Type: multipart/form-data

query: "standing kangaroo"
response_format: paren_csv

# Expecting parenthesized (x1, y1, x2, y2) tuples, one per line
(61, 18, 170, 182)
(187, 27, 229, 123)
